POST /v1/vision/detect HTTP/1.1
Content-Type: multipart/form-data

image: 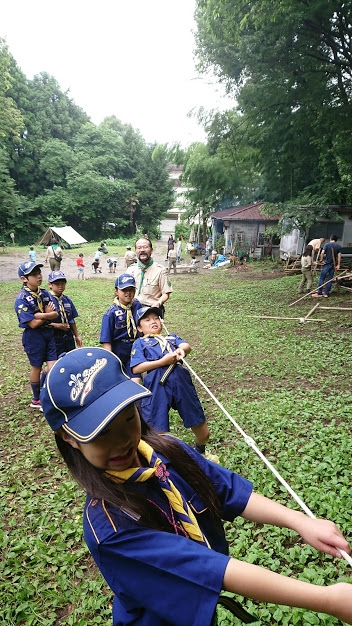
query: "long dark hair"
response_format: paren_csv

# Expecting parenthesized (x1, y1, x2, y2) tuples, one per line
(55, 419, 222, 533)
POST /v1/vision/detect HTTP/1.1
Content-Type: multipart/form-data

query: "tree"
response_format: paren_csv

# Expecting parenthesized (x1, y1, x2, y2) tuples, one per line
(194, 1, 352, 204)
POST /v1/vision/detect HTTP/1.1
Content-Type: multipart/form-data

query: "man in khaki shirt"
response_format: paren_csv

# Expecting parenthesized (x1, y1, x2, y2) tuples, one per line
(130, 238, 172, 317)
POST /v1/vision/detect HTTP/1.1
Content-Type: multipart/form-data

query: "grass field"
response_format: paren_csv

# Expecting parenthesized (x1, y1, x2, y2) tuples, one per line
(1, 259, 351, 625)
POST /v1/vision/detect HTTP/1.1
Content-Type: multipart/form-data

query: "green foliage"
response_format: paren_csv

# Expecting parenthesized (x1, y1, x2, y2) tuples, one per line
(175, 221, 191, 241)
(0, 50, 173, 244)
(1, 259, 352, 624)
(194, 1, 352, 205)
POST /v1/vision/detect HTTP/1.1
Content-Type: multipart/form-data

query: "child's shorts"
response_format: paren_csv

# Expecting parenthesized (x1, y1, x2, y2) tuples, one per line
(22, 327, 57, 367)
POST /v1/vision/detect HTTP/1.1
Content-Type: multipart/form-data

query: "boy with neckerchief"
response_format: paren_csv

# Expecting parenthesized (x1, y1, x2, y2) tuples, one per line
(14, 261, 57, 410)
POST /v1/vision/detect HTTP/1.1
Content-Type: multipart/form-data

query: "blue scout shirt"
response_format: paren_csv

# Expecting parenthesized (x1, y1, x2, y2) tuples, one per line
(84, 443, 253, 626)
(100, 300, 143, 375)
(49, 293, 79, 326)
(14, 287, 52, 328)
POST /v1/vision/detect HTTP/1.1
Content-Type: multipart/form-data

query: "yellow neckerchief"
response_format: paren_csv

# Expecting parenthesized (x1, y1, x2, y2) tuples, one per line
(106, 440, 210, 547)
(50, 291, 68, 325)
(113, 297, 137, 339)
(137, 259, 154, 295)
(23, 286, 44, 313)
(143, 333, 173, 353)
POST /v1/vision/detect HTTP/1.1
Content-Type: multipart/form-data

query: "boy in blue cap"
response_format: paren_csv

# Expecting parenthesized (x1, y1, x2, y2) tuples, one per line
(130, 306, 217, 460)
(48, 270, 82, 357)
(100, 273, 143, 379)
(40, 347, 352, 626)
(14, 261, 57, 409)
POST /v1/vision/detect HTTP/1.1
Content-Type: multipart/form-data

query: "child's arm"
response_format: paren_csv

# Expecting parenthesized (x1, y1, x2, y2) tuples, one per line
(71, 321, 83, 347)
(132, 351, 179, 375)
(175, 342, 191, 359)
(242, 492, 350, 558)
(27, 301, 57, 329)
(223, 559, 352, 623)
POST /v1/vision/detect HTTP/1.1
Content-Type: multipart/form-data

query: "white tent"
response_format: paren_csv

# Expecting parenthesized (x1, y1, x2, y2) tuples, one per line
(36, 226, 87, 247)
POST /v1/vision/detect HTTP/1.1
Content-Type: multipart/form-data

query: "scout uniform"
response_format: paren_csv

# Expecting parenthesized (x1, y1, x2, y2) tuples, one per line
(130, 332, 207, 432)
(14, 265, 56, 368)
(131, 260, 173, 308)
(100, 277, 143, 377)
(84, 442, 252, 626)
(48, 271, 80, 356)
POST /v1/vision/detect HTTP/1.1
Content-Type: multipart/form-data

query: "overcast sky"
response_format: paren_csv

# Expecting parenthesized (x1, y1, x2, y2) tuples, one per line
(2, 0, 234, 146)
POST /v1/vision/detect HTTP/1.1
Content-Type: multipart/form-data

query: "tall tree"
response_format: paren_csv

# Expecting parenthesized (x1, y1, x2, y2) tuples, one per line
(195, 1, 352, 204)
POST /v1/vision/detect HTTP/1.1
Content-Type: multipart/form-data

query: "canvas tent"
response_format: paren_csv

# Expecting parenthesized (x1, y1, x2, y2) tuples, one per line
(36, 226, 87, 248)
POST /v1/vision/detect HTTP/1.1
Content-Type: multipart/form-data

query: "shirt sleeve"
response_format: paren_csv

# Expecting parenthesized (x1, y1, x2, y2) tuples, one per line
(130, 338, 146, 368)
(100, 309, 115, 343)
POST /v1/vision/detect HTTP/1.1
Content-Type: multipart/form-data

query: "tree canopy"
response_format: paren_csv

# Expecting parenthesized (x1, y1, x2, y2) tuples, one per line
(0, 40, 174, 243)
(193, 1, 352, 210)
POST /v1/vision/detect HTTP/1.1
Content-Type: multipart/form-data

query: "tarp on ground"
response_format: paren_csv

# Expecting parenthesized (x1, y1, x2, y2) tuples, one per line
(36, 226, 87, 247)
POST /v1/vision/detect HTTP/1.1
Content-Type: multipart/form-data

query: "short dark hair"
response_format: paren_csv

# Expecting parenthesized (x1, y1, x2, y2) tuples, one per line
(330, 234, 338, 241)
(135, 237, 153, 249)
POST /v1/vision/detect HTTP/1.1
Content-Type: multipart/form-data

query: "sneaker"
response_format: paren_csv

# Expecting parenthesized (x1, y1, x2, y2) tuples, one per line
(204, 451, 220, 464)
(30, 399, 43, 411)
(311, 293, 322, 297)
(323, 294, 329, 298)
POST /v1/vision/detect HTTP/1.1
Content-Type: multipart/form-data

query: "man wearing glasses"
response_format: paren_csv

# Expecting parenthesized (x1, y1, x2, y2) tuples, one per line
(131, 238, 173, 317)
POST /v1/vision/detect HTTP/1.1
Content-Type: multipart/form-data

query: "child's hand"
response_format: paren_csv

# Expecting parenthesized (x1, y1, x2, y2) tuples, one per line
(175, 348, 185, 360)
(163, 352, 178, 366)
(45, 301, 56, 313)
(295, 517, 350, 559)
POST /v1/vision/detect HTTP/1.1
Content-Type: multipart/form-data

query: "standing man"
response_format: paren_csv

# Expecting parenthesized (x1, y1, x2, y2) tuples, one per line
(45, 238, 62, 271)
(308, 237, 325, 261)
(312, 234, 341, 298)
(124, 245, 136, 268)
(131, 237, 172, 317)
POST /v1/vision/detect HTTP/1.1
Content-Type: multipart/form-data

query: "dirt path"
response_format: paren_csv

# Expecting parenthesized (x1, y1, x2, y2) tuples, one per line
(0, 243, 211, 283)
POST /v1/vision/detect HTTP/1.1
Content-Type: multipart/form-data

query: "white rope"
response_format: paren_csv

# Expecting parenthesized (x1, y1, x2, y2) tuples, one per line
(162, 321, 352, 567)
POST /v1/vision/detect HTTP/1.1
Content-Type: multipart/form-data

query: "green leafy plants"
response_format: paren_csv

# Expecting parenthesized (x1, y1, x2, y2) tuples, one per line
(1, 264, 351, 624)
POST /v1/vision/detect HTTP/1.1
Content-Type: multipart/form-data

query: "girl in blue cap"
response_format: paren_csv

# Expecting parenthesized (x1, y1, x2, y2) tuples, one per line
(41, 348, 352, 626)
(100, 273, 143, 379)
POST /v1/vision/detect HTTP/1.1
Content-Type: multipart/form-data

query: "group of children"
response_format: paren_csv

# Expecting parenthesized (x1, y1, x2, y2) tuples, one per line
(14, 259, 352, 625)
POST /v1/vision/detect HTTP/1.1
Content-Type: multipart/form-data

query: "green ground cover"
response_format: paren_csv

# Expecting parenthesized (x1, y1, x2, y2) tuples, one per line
(1, 263, 351, 625)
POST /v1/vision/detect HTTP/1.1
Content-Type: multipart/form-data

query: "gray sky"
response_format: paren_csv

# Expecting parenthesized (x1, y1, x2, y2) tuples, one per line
(2, 0, 234, 146)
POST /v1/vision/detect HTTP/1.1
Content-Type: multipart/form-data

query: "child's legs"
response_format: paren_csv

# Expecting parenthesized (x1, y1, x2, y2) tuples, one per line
(191, 421, 210, 446)
(305, 269, 313, 291)
(172, 368, 209, 437)
(29, 365, 41, 384)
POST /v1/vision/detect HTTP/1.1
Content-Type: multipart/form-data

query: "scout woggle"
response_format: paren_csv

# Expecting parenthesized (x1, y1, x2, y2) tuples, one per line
(161, 319, 352, 568)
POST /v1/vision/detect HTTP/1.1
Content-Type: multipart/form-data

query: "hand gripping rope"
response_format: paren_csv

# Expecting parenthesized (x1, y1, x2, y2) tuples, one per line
(161, 321, 352, 568)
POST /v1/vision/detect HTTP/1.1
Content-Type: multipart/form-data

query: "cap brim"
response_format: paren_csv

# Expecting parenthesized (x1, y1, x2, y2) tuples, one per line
(61, 379, 151, 443)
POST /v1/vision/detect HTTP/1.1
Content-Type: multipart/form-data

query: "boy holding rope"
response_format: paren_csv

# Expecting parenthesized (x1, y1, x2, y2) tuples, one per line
(130, 306, 217, 461)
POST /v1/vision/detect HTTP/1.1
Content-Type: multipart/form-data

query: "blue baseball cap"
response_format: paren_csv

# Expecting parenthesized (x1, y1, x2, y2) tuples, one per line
(18, 261, 44, 277)
(136, 306, 162, 325)
(115, 273, 136, 289)
(41, 348, 151, 443)
(48, 270, 67, 282)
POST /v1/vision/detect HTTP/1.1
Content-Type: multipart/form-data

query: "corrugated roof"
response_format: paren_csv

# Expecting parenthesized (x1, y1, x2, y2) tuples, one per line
(210, 202, 279, 221)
